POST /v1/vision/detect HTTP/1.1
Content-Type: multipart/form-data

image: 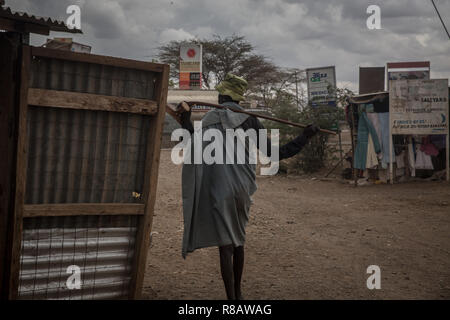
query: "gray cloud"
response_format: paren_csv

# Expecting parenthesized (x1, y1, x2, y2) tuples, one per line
(7, 0, 450, 91)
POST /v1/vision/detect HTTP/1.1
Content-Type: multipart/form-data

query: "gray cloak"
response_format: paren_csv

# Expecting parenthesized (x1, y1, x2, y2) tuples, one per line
(181, 102, 257, 258)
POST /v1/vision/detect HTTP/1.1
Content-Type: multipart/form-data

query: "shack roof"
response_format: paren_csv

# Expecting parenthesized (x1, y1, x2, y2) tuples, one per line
(0, 6, 82, 35)
(348, 91, 389, 104)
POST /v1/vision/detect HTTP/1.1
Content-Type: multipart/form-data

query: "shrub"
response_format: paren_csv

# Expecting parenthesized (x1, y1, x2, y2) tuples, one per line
(263, 92, 344, 173)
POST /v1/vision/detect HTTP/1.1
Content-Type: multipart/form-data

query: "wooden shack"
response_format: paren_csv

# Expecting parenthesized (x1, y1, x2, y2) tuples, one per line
(0, 6, 169, 299)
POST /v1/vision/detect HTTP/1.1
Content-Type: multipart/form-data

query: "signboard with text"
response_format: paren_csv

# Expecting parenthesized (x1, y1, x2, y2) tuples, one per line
(179, 44, 202, 89)
(389, 79, 448, 135)
(387, 61, 430, 89)
(306, 66, 336, 107)
(388, 78, 449, 183)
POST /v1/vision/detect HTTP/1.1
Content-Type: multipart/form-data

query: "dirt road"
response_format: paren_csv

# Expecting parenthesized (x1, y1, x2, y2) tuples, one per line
(141, 150, 450, 299)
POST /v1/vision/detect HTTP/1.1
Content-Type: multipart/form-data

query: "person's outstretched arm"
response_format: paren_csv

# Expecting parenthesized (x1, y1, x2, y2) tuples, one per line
(240, 116, 319, 160)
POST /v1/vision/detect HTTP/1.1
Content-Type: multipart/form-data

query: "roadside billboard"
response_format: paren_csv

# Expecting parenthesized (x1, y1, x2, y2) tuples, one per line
(306, 66, 336, 106)
(388, 78, 449, 182)
(387, 61, 430, 88)
(389, 79, 448, 135)
(179, 43, 202, 89)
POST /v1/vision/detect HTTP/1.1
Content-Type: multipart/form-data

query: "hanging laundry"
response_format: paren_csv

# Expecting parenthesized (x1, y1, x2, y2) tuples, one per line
(354, 111, 381, 170)
(430, 135, 446, 150)
(377, 112, 396, 169)
(366, 134, 379, 169)
(359, 103, 374, 113)
(415, 146, 434, 170)
(393, 135, 405, 156)
(396, 150, 406, 169)
(420, 136, 439, 156)
(366, 113, 383, 154)
(408, 141, 416, 177)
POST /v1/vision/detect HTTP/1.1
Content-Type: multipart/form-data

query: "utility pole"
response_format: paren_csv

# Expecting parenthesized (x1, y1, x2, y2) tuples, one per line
(431, 0, 450, 40)
(294, 70, 300, 111)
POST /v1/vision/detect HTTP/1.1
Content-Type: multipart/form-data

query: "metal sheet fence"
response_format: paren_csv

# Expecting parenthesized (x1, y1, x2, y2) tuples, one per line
(25, 106, 150, 204)
(29, 56, 156, 99)
(7, 47, 168, 300)
(18, 215, 137, 300)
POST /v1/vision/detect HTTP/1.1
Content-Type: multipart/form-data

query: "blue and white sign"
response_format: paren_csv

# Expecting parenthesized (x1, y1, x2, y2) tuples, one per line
(306, 66, 337, 107)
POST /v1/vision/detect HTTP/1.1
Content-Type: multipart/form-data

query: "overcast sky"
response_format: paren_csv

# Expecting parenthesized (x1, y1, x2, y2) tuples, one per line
(8, 0, 450, 92)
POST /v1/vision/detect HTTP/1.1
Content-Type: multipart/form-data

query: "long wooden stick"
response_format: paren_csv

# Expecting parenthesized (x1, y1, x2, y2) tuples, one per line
(185, 101, 337, 135)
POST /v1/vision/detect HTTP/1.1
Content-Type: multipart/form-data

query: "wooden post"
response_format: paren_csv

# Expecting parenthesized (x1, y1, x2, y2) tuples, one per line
(349, 104, 358, 187)
(446, 133, 449, 182)
(7, 45, 31, 299)
(338, 125, 343, 164)
(0, 33, 21, 299)
(388, 87, 394, 185)
(389, 132, 394, 184)
(129, 64, 169, 299)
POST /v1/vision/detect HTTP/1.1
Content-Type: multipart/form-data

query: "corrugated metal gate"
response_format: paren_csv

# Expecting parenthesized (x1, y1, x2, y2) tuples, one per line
(19, 215, 137, 299)
(3, 45, 169, 299)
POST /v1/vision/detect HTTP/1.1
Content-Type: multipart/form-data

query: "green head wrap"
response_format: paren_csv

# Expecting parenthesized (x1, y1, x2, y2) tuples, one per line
(216, 73, 248, 101)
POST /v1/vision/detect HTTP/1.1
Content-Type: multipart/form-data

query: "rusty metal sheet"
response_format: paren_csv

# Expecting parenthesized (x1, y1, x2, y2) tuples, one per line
(24, 55, 158, 204)
(29, 56, 156, 99)
(25, 106, 150, 204)
(359, 67, 385, 94)
(18, 215, 137, 300)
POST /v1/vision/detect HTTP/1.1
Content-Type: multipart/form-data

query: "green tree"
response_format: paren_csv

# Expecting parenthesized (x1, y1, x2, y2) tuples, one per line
(156, 34, 278, 90)
(263, 88, 345, 174)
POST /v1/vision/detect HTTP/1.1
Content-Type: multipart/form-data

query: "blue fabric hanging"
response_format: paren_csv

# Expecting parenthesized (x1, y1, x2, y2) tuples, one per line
(354, 108, 381, 170)
(377, 112, 396, 169)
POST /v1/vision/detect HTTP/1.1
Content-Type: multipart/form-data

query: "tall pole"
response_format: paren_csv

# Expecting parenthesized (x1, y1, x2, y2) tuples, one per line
(294, 71, 299, 111)
(446, 132, 449, 182)
(349, 104, 358, 187)
(338, 125, 343, 163)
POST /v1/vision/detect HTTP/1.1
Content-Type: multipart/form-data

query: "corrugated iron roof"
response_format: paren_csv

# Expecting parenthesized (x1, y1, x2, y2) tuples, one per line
(0, 6, 82, 34)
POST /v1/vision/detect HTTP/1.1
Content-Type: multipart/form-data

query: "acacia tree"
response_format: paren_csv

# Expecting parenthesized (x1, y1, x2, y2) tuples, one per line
(156, 34, 279, 91)
(247, 68, 308, 108)
(156, 34, 309, 110)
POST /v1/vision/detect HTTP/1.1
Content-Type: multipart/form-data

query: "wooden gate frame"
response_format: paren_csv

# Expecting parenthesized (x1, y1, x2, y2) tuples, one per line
(5, 45, 169, 299)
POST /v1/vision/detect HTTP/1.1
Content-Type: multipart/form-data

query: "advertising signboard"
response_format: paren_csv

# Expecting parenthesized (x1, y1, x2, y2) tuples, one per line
(387, 61, 430, 88)
(389, 79, 448, 135)
(179, 44, 202, 89)
(388, 78, 449, 182)
(306, 66, 336, 106)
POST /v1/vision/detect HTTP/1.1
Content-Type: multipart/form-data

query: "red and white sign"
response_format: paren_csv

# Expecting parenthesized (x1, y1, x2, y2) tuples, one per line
(180, 44, 202, 89)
